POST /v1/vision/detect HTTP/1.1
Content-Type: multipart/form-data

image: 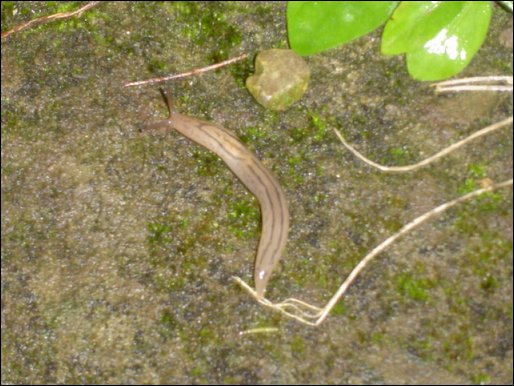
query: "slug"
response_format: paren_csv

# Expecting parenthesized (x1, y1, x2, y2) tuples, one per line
(144, 91, 289, 298)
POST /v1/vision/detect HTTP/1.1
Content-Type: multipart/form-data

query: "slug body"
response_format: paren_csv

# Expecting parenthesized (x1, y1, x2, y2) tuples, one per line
(147, 99, 289, 298)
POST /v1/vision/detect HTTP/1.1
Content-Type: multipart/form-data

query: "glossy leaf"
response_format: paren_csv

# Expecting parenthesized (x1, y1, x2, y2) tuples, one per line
(288, 1, 399, 56)
(382, 2, 464, 55)
(382, 1, 492, 81)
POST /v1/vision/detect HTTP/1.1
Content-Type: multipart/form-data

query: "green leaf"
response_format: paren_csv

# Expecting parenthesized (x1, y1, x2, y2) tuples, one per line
(382, 1, 492, 81)
(288, 1, 399, 56)
(382, 2, 465, 55)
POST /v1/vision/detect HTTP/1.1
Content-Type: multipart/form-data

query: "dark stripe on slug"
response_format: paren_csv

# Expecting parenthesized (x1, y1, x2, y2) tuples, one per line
(247, 161, 285, 258)
(182, 121, 248, 162)
(247, 163, 278, 252)
(245, 160, 288, 290)
(198, 123, 248, 162)
(154, 108, 289, 297)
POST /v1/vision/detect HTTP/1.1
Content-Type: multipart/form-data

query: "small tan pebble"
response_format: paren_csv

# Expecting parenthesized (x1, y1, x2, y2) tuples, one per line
(246, 49, 310, 111)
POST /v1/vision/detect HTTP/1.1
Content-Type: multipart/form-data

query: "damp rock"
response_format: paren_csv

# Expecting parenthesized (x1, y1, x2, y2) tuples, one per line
(246, 49, 310, 111)
(499, 25, 513, 49)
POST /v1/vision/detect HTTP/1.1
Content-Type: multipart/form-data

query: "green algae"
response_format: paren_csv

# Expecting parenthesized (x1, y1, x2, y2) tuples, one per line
(1, 1, 512, 385)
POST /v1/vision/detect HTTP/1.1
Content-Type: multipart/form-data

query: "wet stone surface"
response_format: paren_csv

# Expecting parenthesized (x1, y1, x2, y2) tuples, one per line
(1, 2, 512, 385)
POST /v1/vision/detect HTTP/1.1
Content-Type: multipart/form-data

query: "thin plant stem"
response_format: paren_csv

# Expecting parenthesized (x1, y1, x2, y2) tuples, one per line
(238, 327, 280, 336)
(2, 1, 100, 39)
(432, 75, 512, 86)
(234, 179, 513, 326)
(124, 54, 248, 87)
(235, 75, 512, 326)
(334, 117, 513, 172)
(432, 75, 513, 93)
(334, 76, 512, 172)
